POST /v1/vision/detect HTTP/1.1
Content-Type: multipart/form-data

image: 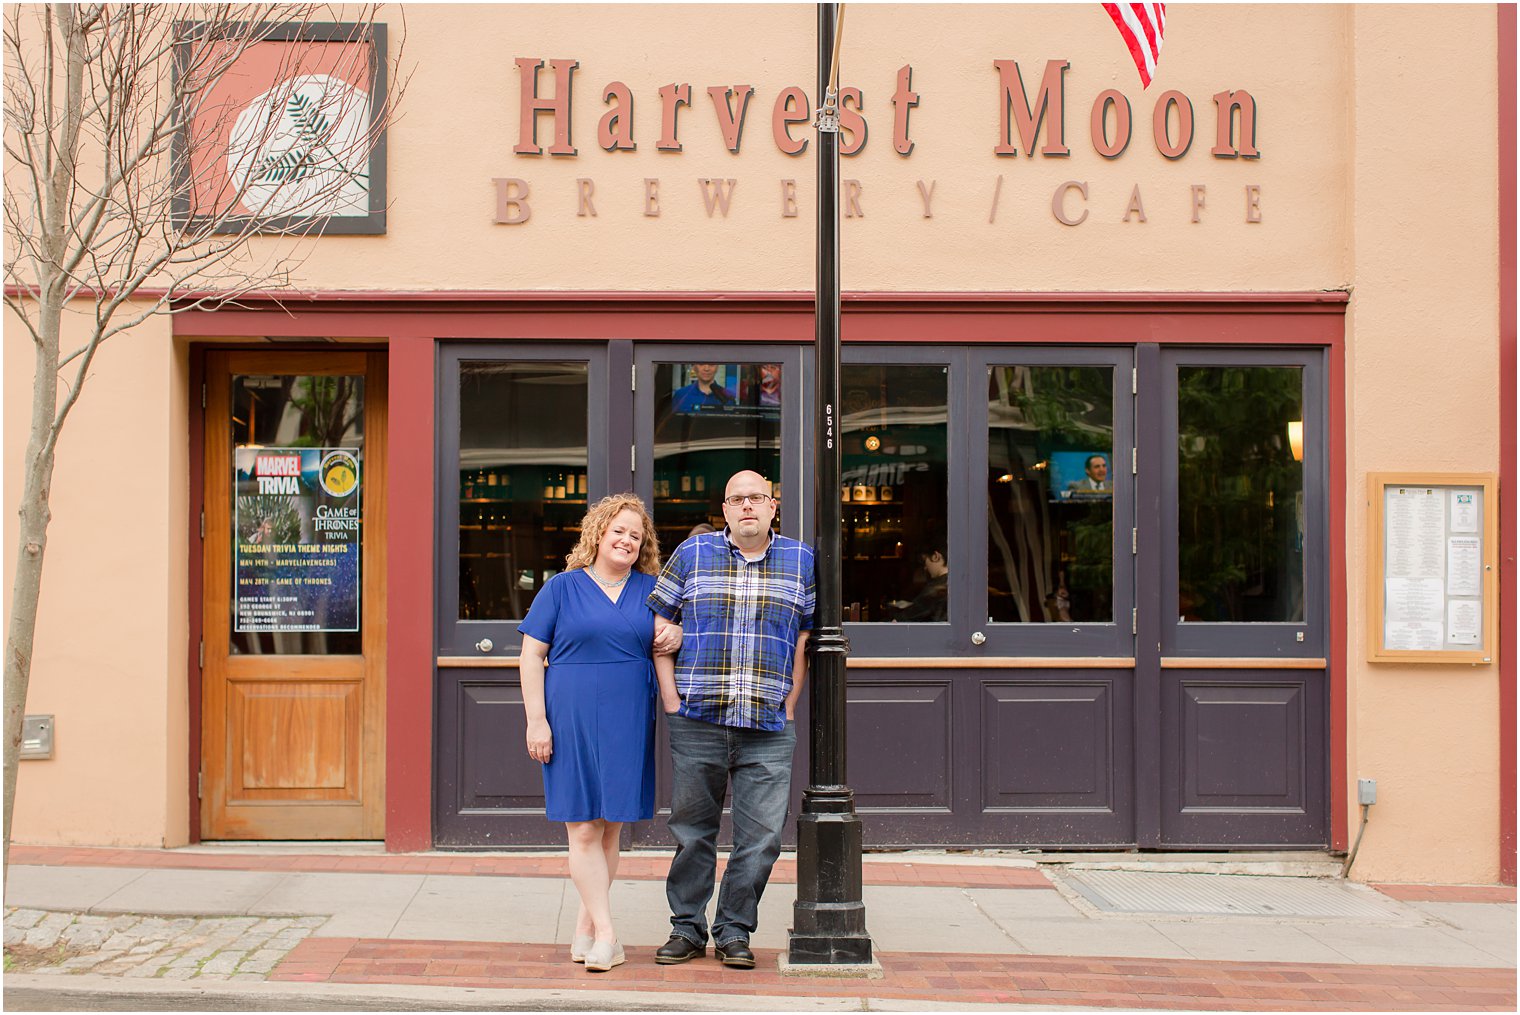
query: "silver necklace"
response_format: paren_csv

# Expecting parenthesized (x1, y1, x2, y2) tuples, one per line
(587, 564, 630, 589)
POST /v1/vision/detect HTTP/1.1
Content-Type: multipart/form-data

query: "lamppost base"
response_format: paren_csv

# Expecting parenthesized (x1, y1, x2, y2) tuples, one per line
(787, 802, 871, 965)
(784, 931, 875, 966)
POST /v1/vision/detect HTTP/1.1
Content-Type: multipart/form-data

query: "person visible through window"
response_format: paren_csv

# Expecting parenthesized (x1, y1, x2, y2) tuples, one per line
(1068, 454, 1110, 493)
(892, 545, 949, 622)
(669, 364, 734, 414)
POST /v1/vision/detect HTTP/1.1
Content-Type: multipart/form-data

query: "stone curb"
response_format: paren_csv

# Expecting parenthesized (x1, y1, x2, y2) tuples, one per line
(2, 971, 1110, 1011)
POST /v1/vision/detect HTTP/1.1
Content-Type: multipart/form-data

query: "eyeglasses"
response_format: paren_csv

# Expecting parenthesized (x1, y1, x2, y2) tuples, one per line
(723, 493, 772, 507)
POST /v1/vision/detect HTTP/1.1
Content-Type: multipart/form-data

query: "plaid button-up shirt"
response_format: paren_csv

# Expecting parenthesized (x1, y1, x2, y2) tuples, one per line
(647, 529, 815, 732)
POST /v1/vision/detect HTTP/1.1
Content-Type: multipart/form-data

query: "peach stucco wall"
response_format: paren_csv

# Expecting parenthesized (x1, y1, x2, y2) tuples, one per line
(3, 5, 1506, 881)
(1342, 5, 1501, 884)
(4, 306, 190, 847)
(245, 3, 1352, 293)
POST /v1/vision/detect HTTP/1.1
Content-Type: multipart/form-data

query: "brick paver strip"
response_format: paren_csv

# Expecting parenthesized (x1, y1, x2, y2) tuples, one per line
(1373, 883, 1518, 904)
(7, 845, 1050, 889)
(267, 938, 1516, 1011)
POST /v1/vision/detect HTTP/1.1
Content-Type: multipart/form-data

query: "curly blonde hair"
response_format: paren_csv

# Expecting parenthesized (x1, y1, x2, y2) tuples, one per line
(565, 493, 662, 576)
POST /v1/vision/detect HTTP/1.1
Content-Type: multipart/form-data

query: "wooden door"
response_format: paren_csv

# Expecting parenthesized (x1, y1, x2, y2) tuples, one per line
(202, 350, 387, 839)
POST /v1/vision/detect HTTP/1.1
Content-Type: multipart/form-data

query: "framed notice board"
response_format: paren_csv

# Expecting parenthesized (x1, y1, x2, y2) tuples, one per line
(1368, 473, 1497, 664)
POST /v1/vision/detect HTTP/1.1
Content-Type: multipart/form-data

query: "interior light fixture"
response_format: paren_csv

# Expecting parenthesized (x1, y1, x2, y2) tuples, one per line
(1287, 420, 1304, 462)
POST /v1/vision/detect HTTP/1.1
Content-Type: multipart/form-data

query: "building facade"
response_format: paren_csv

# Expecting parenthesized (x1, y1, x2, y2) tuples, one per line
(5, 4, 1515, 885)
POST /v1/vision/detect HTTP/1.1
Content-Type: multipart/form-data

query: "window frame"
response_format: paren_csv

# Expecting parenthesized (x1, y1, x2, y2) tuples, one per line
(837, 346, 965, 656)
(968, 346, 1138, 659)
(436, 342, 610, 657)
(631, 343, 808, 546)
(1158, 346, 1328, 658)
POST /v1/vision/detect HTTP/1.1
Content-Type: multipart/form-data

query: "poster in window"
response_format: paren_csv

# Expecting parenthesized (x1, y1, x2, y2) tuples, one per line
(234, 447, 361, 632)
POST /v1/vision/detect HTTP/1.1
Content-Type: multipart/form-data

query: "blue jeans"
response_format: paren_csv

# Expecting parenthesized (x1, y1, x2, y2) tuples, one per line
(665, 714, 796, 947)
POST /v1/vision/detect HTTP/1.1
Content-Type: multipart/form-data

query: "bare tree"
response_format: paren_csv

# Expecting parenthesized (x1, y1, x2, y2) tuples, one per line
(2, 2, 407, 885)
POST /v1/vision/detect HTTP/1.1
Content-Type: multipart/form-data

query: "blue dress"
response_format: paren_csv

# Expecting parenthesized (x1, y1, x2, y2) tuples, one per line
(517, 569, 657, 822)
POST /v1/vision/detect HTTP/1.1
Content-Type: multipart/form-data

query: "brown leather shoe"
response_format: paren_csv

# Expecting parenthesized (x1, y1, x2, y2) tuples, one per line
(654, 935, 706, 964)
(715, 939, 756, 969)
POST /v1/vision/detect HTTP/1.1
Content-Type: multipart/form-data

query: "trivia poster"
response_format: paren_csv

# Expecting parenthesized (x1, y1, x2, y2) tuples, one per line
(234, 447, 362, 632)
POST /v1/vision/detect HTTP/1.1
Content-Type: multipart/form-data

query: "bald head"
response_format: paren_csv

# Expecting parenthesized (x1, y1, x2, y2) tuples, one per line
(725, 470, 771, 499)
(721, 470, 776, 551)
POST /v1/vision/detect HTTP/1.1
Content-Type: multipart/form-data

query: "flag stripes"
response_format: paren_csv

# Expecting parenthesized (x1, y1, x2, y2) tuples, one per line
(1102, 3, 1167, 89)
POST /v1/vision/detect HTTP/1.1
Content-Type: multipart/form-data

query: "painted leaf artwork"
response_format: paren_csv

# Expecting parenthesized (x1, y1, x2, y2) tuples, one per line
(229, 74, 371, 219)
(180, 31, 382, 229)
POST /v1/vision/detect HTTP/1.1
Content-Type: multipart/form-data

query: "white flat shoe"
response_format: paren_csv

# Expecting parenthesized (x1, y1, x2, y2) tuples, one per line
(570, 934, 595, 963)
(584, 939, 625, 972)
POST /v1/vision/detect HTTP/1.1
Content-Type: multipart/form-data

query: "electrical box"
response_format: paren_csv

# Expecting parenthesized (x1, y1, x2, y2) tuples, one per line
(21, 714, 53, 759)
(1357, 778, 1377, 806)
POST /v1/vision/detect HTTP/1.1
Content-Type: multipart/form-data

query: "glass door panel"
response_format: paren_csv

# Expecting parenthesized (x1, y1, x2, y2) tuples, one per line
(1177, 365, 1304, 624)
(841, 363, 949, 624)
(1160, 349, 1325, 656)
(457, 361, 590, 622)
(438, 345, 608, 656)
(971, 348, 1134, 657)
(837, 349, 964, 656)
(230, 372, 366, 656)
(637, 349, 803, 551)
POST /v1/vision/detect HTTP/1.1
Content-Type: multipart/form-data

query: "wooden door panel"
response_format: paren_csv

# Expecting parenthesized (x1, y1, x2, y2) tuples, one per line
(229, 680, 362, 797)
(202, 350, 387, 840)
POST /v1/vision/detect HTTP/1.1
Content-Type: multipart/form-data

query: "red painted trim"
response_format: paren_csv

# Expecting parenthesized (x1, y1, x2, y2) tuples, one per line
(173, 293, 1347, 348)
(1328, 339, 1348, 852)
(9, 285, 1352, 309)
(187, 348, 206, 844)
(384, 332, 435, 852)
(1498, 2, 1516, 888)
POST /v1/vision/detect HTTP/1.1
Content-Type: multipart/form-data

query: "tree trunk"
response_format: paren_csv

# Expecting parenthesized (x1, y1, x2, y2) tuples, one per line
(4, 2, 81, 892)
(3, 299, 61, 892)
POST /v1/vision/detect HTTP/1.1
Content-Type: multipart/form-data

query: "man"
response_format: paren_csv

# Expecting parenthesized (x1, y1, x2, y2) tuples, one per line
(669, 362, 735, 414)
(893, 544, 948, 622)
(1067, 453, 1110, 492)
(646, 470, 814, 969)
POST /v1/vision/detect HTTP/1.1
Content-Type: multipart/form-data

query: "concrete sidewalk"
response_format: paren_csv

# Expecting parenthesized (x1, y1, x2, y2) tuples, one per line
(4, 845, 1515, 1011)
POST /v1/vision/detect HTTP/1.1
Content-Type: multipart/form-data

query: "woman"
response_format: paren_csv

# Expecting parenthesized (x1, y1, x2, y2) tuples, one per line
(518, 493, 679, 972)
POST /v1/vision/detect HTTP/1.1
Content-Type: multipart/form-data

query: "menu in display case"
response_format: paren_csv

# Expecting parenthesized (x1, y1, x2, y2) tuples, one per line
(1368, 473, 1496, 664)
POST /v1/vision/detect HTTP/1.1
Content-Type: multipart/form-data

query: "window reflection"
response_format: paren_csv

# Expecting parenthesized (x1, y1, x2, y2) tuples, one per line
(652, 362, 781, 552)
(230, 374, 365, 655)
(841, 365, 948, 623)
(987, 366, 1114, 624)
(458, 362, 589, 621)
(1177, 366, 1304, 623)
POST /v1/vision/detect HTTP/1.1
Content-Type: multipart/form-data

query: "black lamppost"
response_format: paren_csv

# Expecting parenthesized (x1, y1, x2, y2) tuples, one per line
(788, 1, 871, 966)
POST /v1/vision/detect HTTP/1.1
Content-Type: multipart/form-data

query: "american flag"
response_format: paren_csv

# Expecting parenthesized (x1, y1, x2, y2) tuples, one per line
(1102, 3, 1167, 89)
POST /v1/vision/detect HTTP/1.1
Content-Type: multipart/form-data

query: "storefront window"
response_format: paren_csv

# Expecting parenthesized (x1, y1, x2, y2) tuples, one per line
(651, 362, 781, 551)
(457, 361, 589, 621)
(841, 364, 948, 623)
(986, 365, 1114, 624)
(231, 374, 365, 654)
(1177, 366, 1305, 623)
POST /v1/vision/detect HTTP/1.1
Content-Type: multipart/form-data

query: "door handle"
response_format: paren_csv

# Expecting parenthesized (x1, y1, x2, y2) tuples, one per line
(971, 631, 986, 646)
(475, 638, 494, 654)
